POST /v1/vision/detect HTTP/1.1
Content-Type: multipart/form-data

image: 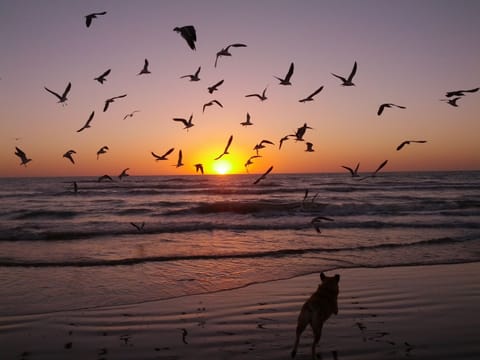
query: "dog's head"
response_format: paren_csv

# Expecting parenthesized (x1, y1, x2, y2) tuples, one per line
(320, 272, 340, 294)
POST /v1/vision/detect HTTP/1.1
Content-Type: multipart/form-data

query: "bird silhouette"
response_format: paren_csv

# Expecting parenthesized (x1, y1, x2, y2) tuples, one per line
(299, 86, 324, 103)
(118, 168, 130, 180)
(104, 94, 127, 112)
(180, 66, 201, 81)
(94, 69, 111, 84)
(332, 61, 357, 86)
(377, 103, 406, 116)
(253, 165, 273, 184)
(151, 148, 175, 161)
(175, 150, 184, 168)
(173, 114, 194, 130)
(194, 163, 204, 174)
(311, 216, 334, 233)
(96, 146, 109, 159)
(173, 25, 197, 50)
(203, 100, 223, 113)
(445, 87, 479, 97)
(253, 140, 274, 155)
(214, 135, 233, 160)
(14, 147, 32, 166)
(244, 155, 261, 170)
(341, 163, 360, 177)
(359, 160, 388, 180)
(240, 112, 253, 126)
(208, 79, 224, 94)
(63, 150, 76, 164)
(123, 110, 140, 120)
(44, 82, 71, 104)
(305, 142, 315, 152)
(441, 97, 461, 107)
(245, 87, 268, 101)
(274, 62, 294, 85)
(98, 174, 113, 182)
(279, 135, 291, 149)
(396, 140, 427, 151)
(137, 59, 151, 75)
(214, 43, 247, 67)
(130, 222, 145, 232)
(85, 11, 107, 28)
(291, 123, 313, 142)
(77, 111, 95, 132)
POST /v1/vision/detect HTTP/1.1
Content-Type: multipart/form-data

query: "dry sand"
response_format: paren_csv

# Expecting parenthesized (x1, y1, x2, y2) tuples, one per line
(1, 262, 479, 359)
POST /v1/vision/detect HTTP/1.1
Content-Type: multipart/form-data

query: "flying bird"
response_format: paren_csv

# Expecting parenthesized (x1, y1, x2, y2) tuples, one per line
(214, 135, 233, 160)
(445, 87, 479, 97)
(180, 66, 201, 81)
(137, 59, 151, 75)
(63, 150, 76, 164)
(118, 168, 130, 180)
(194, 163, 204, 175)
(85, 11, 107, 28)
(279, 135, 291, 149)
(298, 86, 324, 103)
(396, 140, 427, 151)
(98, 174, 113, 182)
(341, 162, 360, 177)
(130, 222, 145, 232)
(244, 155, 261, 170)
(44, 82, 71, 104)
(103, 94, 127, 112)
(305, 142, 315, 152)
(245, 87, 268, 101)
(359, 160, 388, 180)
(332, 61, 357, 86)
(173, 114, 194, 130)
(151, 148, 175, 161)
(253, 165, 273, 185)
(96, 146, 109, 159)
(94, 69, 111, 84)
(377, 103, 406, 116)
(311, 216, 334, 233)
(274, 62, 294, 85)
(240, 112, 253, 126)
(214, 43, 247, 67)
(203, 100, 223, 113)
(208, 79, 224, 94)
(77, 111, 95, 132)
(441, 97, 461, 107)
(175, 150, 184, 168)
(291, 123, 313, 142)
(14, 147, 32, 166)
(253, 140, 274, 155)
(173, 25, 197, 50)
(123, 110, 140, 120)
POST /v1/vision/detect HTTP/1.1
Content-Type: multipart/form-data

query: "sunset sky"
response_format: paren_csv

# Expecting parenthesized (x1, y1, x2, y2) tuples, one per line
(1, 0, 479, 177)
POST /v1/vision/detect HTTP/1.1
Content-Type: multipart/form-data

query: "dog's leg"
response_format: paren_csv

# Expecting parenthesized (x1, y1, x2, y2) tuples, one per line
(291, 306, 310, 358)
(311, 317, 323, 360)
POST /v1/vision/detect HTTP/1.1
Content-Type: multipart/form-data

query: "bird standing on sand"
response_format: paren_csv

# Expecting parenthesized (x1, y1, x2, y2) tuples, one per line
(118, 168, 130, 180)
(332, 61, 357, 86)
(77, 111, 95, 132)
(85, 11, 107, 28)
(14, 147, 32, 166)
(203, 100, 223, 113)
(214, 135, 233, 160)
(341, 163, 360, 177)
(396, 140, 427, 151)
(104, 94, 127, 112)
(214, 43, 247, 67)
(180, 66, 201, 81)
(173, 114, 194, 130)
(240, 112, 253, 126)
(96, 146, 109, 159)
(137, 59, 151, 75)
(299, 86, 324, 103)
(274, 62, 294, 85)
(63, 150, 76, 164)
(253, 166, 273, 184)
(245, 87, 268, 101)
(377, 103, 406, 116)
(44, 82, 71, 104)
(208, 79, 224, 94)
(173, 25, 197, 50)
(151, 148, 175, 161)
(94, 69, 111, 84)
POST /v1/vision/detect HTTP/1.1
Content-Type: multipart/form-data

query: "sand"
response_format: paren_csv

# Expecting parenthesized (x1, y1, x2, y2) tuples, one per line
(1, 262, 479, 360)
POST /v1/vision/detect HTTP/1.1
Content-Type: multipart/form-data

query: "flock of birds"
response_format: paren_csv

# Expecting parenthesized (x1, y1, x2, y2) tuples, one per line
(11, 11, 479, 187)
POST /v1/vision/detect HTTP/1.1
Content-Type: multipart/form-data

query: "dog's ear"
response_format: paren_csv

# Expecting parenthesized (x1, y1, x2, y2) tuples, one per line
(320, 272, 326, 281)
(334, 274, 340, 283)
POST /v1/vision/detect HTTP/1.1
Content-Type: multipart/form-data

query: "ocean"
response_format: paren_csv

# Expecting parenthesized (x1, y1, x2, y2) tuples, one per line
(1, 171, 479, 316)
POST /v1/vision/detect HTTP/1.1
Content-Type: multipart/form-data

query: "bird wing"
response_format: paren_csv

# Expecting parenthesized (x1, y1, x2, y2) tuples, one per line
(341, 166, 354, 175)
(173, 118, 188, 126)
(44, 87, 62, 100)
(62, 82, 72, 98)
(161, 148, 175, 158)
(396, 141, 408, 151)
(308, 86, 324, 98)
(213, 100, 223, 107)
(348, 61, 357, 82)
(285, 62, 294, 81)
(377, 104, 387, 116)
(223, 135, 233, 153)
(331, 73, 347, 83)
(253, 166, 273, 184)
(373, 160, 388, 174)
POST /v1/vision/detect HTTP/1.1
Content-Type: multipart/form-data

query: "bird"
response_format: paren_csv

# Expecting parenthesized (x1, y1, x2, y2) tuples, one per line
(175, 150, 184, 168)
(291, 123, 313, 142)
(396, 140, 427, 151)
(311, 216, 334, 233)
(44, 82, 71, 104)
(202, 100, 223, 113)
(96, 146, 109, 159)
(77, 111, 95, 132)
(194, 163, 204, 174)
(305, 142, 315, 152)
(208, 79, 224, 94)
(180, 66, 201, 81)
(151, 148, 175, 161)
(85, 11, 107, 28)
(214, 135, 233, 160)
(341, 163, 360, 177)
(181, 328, 188, 344)
(137, 59, 151, 75)
(253, 140, 274, 155)
(98, 174, 113, 182)
(14, 146, 32, 166)
(441, 97, 461, 107)
(118, 168, 130, 180)
(103, 94, 127, 112)
(299, 86, 324, 103)
(245, 87, 268, 101)
(274, 62, 294, 85)
(244, 155, 261, 171)
(94, 69, 111, 84)
(240, 112, 253, 126)
(445, 87, 479, 97)
(123, 110, 140, 120)
(63, 150, 76, 164)
(253, 165, 273, 184)
(130, 222, 145, 232)
(359, 160, 388, 180)
(279, 135, 291, 149)
(377, 103, 406, 116)
(173, 25, 197, 50)
(332, 61, 357, 86)
(214, 43, 247, 67)
(173, 114, 194, 130)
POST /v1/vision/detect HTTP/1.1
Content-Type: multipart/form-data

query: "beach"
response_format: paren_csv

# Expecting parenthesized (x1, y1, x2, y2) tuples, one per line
(1, 262, 479, 360)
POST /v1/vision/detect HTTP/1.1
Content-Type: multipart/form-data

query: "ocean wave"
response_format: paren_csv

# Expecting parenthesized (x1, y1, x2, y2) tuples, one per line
(11, 210, 78, 220)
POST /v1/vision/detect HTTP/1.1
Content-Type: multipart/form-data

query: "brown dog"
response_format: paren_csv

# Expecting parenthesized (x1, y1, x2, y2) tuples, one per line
(291, 272, 340, 359)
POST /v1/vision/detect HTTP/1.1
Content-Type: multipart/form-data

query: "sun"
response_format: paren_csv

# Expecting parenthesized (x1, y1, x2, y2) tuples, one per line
(213, 159, 232, 175)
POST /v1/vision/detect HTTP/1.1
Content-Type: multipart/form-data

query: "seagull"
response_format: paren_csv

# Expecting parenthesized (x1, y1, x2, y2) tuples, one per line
(341, 162, 360, 177)
(137, 59, 151, 75)
(359, 160, 388, 180)
(299, 86, 324, 103)
(14, 146, 32, 166)
(77, 111, 95, 132)
(396, 140, 427, 151)
(118, 168, 130, 180)
(332, 61, 357, 86)
(130, 222, 145, 232)
(85, 11, 107, 28)
(96, 146, 109, 159)
(279, 135, 291, 149)
(63, 150, 76, 164)
(253, 140, 274, 155)
(173, 114, 194, 130)
(445, 87, 479, 97)
(181, 328, 188, 344)
(311, 216, 334, 233)
(208, 79, 224, 94)
(173, 25, 197, 50)
(377, 103, 406, 116)
(274, 62, 294, 85)
(194, 163, 204, 174)
(441, 97, 461, 107)
(104, 94, 127, 112)
(151, 148, 175, 161)
(123, 110, 140, 120)
(203, 100, 223, 113)
(214, 135, 233, 160)
(291, 123, 313, 142)
(44, 82, 71, 104)
(180, 66, 201, 81)
(240, 112, 253, 126)
(245, 87, 268, 101)
(214, 43, 247, 67)
(244, 155, 261, 170)
(94, 69, 111, 84)
(175, 150, 184, 168)
(98, 174, 113, 182)
(253, 165, 273, 184)
(305, 142, 315, 152)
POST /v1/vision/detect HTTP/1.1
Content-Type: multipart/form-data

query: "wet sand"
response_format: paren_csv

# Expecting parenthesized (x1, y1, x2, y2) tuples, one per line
(1, 262, 479, 359)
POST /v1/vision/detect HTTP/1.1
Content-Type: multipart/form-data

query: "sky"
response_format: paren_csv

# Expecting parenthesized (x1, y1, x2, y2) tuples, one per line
(1, 0, 479, 177)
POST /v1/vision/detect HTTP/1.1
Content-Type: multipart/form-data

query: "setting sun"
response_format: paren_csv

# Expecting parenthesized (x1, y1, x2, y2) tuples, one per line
(213, 159, 232, 175)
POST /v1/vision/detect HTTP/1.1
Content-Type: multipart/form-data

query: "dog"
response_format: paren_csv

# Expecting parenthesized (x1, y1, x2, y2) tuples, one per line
(291, 272, 340, 359)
